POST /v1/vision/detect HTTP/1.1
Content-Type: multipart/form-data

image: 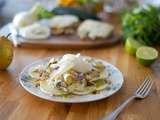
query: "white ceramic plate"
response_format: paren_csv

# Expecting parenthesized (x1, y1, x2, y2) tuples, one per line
(19, 57, 124, 103)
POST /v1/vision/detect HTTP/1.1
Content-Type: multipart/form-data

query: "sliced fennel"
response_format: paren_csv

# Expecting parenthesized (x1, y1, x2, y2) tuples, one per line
(90, 70, 107, 82)
(72, 86, 96, 95)
(94, 79, 109, 91)
(48, 61, 75, 82)
(40, 81, 67, 95)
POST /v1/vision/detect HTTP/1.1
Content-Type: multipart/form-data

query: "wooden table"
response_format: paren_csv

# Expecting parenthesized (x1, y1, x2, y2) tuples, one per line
(0, 15, 160, 120)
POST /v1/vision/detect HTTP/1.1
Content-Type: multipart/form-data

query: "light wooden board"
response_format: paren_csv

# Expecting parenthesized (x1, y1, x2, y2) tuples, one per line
(19, 34, 122, 49)
(0, 23, 122, 49)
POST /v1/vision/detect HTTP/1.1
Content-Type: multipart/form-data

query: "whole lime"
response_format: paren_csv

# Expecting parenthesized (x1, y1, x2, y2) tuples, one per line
(125, 37, 143, 55)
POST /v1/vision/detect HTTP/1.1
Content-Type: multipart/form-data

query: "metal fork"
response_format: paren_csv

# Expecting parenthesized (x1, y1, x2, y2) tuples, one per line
(100, 77, 153, 120)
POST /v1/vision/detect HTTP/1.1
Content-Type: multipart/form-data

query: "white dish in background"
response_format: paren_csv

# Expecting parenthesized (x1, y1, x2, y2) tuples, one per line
(19, 56, 124, 103)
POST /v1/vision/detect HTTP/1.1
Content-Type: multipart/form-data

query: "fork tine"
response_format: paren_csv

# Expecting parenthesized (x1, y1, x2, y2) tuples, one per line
(142, 81, 153, 97)
(139, 79, 152, 95)
(136, 78, 149, 94)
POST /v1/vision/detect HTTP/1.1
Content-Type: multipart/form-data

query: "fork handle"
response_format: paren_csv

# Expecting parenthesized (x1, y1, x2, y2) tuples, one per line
(100, 96, 135, 120)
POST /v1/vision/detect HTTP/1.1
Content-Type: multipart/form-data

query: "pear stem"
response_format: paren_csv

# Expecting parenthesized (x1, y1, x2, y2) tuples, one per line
(6, 33, 11, 38)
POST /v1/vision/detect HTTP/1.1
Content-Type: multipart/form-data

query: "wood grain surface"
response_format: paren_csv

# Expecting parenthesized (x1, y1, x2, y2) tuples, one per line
(0, 14, 160, 120)
(17, 33, 122, 49)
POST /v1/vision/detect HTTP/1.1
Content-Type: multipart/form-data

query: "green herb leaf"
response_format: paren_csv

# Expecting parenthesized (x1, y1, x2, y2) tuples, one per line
(122, 4, 160, 45)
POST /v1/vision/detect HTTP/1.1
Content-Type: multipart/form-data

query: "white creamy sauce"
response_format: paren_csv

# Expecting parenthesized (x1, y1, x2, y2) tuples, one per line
(59, 54, 92, 73)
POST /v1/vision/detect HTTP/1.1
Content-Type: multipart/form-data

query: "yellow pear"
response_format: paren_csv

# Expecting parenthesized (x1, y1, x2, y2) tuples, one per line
(0, 34, 14, 70)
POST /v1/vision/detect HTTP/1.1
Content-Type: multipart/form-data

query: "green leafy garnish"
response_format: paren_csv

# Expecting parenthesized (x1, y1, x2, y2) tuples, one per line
(122, 4, 160, 45)
(30, 3, 54, 19)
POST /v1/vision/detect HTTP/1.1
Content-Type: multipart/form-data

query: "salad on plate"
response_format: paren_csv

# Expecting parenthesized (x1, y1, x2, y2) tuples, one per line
(29, 54, 112, 96)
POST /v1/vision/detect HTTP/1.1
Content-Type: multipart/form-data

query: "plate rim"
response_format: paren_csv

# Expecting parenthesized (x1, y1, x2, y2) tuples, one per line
(19, 56, 124, 103)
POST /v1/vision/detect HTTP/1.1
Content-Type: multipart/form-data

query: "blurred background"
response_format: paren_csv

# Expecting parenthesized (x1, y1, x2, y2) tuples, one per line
(0, 0, 58, 26)
(0, 0, 160, 27)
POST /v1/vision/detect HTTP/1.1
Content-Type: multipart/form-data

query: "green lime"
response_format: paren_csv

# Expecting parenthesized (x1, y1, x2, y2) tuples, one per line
(125, 37, 143, 55)
(136, 46, 158, 66)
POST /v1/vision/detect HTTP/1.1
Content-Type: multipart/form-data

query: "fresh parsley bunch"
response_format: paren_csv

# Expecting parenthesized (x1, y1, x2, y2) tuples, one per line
(122, 5, 160, 45)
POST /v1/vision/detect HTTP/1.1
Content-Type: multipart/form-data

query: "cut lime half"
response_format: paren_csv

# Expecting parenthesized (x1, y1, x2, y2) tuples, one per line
(125, 37, 143, 55)
(136, 46, 158, 66)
